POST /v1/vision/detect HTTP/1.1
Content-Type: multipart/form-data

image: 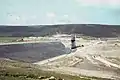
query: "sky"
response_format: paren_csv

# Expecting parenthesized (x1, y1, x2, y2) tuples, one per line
(0, 0, 120, 25)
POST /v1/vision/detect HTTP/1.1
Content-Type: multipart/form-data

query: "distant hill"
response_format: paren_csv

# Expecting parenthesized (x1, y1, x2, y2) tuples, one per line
(0, 24, 120, 37)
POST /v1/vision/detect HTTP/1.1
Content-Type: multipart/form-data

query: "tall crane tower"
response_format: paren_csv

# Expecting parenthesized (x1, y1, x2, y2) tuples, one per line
(71, 34, 76, 49)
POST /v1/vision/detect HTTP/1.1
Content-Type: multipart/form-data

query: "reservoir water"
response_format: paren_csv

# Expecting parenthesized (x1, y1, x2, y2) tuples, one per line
(0, 42, 68, 63)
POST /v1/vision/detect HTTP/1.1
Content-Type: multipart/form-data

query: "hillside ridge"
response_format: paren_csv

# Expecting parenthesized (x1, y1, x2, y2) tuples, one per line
(0, 24, 120, 37)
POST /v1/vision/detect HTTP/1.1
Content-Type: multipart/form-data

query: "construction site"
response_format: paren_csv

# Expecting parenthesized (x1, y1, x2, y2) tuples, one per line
(0, 34, 120, 79)
(33, 34, 120, 79)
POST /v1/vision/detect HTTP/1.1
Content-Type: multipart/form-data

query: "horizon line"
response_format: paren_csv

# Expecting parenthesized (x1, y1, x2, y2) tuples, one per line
(0, 23, 120, 26)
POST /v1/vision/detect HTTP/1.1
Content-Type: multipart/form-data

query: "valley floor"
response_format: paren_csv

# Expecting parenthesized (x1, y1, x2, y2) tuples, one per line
(1, 37, 120, 80)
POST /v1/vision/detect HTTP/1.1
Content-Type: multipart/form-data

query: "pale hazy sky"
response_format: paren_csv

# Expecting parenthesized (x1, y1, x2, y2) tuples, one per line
(0, 0, 120, 25)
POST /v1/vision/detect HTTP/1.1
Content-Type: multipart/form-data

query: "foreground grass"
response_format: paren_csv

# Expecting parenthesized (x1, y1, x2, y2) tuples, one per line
(0, 37, 21, 43)
(0, 59, 112, 80)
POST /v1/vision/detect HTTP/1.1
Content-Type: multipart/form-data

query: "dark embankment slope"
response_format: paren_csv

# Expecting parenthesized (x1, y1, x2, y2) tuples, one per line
(0, 24, 120, 37)
(0, 42, 66, 63)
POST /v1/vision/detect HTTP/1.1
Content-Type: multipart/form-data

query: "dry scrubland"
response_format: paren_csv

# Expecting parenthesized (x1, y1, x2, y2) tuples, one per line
(0, 58, 110, 80)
